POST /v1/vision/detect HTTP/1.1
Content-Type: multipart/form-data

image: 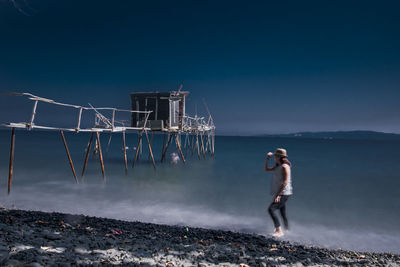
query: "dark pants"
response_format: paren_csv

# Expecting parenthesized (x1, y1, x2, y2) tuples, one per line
(268, 195, 290, 229)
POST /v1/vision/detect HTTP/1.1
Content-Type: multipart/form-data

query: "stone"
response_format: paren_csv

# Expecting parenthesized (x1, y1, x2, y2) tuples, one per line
(0, 250, 10, 265)
(44, 232, 61, 241)
(4, 259, 21, 267)
(24, 263, 44, 267)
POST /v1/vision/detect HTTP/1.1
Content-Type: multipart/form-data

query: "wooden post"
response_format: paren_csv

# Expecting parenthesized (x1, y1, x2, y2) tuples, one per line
(191, 133, 196, 156)
(161, 134, 173, 162)
(132, 131, 143, 168)
(96, 132, 106, 180)
(122, 131, 128, 175)
(175, 134, 186, 164)
(7, 127, 16, 195)
(195, 132, 201, 159)
(200, 132, 206, 157)
(60, 130, 78, 184)
(148, 131, 154, 160)
(76, 107, 83, 132)
(28, 100, 38, 130)
(212, 133, 215, 155)
(81, 132, 94, 178)
(204, 134, 209, 153)
(145, 131, 157, 170)
(161, 133, 166, 159)
(111, 109, 116, 128)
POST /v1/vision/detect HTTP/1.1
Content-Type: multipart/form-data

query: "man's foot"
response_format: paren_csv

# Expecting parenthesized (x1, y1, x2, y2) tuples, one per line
(272, 230, 284, 238)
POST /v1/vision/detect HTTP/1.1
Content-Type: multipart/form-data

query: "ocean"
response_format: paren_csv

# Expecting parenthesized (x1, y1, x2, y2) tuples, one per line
(1, 130, 399, 253)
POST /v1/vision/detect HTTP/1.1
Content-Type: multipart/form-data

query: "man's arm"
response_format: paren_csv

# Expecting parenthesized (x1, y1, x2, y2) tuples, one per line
(274, 164, 289, 202)
(264, 156, 275, 172)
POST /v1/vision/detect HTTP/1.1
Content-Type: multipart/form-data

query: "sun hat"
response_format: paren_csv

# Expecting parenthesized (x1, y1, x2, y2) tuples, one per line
(274, 148, 288, 157)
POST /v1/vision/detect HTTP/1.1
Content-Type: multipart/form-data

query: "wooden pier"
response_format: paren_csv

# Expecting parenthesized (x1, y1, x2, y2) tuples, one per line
(1, 90, 215, 194)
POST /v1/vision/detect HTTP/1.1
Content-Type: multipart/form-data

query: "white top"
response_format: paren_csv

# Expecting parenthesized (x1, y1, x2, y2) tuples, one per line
(271, 163, 293, 196)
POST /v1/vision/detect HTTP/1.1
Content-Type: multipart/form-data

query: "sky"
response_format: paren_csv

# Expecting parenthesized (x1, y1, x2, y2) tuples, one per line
(0, 0, 399, 135)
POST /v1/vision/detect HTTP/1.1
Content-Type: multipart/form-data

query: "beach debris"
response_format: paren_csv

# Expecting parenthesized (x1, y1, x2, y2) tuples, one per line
(216, 235, 226, 240)
(196, 239, 211, 246)
(40, 246, 66, 253)
(231, 242, 242, 248)
(35, 220, 49, 225)
(112, 229, 123, 235)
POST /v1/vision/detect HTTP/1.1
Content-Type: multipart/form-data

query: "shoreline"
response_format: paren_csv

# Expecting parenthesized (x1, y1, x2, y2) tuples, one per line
(1, 208, 399, 266)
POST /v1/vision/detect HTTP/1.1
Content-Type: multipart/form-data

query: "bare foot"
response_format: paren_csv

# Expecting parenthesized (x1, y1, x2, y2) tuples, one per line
(272, 230, 284, 238)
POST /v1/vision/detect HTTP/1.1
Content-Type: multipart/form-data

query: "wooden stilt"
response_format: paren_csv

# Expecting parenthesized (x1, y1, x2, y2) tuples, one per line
(204, 134, 209, 153)
(200, 132, 206, 157)
(60, 130, 78, 184)
(81, 132, 94, 178)
(145, 131, 157, 170)
(161, 133, 166, 159)
(195, 133, 201, 159)
(191, 134, 196, 156)
(148, 131, 154, 160)
(211, 134, 215, 155)
(96, 132, 106, 180)
(93, 139, 98, 157)
(7, 127, 16, 195)
(175, 134, 186, 164)
(137, 134, 142, 161)
(132, 131, 143, 168)
(122, 131, 128, 175)
(161, 134, 173, 162)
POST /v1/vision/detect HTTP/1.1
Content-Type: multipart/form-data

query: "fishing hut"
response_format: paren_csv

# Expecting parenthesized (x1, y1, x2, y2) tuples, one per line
(129, 89, 215, 164)
(1, 89, 215, 195)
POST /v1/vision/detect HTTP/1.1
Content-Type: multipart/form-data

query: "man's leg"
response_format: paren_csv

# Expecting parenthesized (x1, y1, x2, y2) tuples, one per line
(279, 196, 289, 230)
(268, 202, 281, 228)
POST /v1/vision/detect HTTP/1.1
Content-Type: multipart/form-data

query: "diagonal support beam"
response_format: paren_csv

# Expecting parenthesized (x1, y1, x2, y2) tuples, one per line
(81, 132, 94, 179)
(145, 130, 157, 170)
(132, 131, 143, 168)
(175, 134, 186, 164)
(7, 127, 16, 195)
(60, 130, 78, 184)
(122, 131, 128, 174)
(96, 132, 106, 180)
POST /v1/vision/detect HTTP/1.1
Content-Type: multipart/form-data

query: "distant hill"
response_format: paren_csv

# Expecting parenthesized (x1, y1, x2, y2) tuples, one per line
(259, 131, 400, 140)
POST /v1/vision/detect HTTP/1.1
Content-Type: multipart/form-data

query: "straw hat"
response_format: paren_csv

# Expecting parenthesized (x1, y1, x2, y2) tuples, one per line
(274, 148, 288, 157)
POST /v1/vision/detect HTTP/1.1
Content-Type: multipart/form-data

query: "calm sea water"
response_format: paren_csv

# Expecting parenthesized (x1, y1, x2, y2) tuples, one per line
(0, 130, 399, 253)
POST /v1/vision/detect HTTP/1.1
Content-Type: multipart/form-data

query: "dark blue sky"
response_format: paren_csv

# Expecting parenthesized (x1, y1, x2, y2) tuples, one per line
(1, 0, 399, 134)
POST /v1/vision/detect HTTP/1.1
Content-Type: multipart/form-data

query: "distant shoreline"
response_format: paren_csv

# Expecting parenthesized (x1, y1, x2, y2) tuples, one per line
(1, 128, 400, 140)
(1, 208, 399, 266)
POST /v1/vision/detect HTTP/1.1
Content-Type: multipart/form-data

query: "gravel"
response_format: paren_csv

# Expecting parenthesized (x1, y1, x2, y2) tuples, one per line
(0, 208, 399, 266)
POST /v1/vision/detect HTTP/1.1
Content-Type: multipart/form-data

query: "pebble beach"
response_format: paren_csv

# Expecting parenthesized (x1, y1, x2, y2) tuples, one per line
(1, 208, 399, 266)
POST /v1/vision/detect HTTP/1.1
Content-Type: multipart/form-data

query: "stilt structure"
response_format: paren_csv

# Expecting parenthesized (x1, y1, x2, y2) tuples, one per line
(1, 87, 215, 194)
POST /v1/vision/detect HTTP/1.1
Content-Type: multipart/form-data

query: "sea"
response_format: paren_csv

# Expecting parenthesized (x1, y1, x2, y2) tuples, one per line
(0, 130, 399, 253)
